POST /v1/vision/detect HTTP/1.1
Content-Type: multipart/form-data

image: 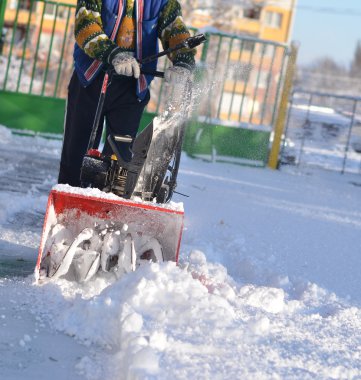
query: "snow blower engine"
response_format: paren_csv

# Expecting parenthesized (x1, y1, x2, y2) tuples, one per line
(80, 131, 150, 199)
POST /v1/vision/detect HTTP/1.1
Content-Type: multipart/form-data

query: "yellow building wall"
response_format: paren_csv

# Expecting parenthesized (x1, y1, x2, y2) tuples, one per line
(232, 18, 261, 36)
(191, 2, 295, 44)
(260, 5, 294, 43)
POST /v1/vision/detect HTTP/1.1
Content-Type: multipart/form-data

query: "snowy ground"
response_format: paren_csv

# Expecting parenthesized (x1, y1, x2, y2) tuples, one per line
(0, 125, 361, 379)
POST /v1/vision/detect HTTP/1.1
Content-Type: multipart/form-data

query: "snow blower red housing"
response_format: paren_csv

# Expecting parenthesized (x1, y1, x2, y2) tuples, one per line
(35, 187, 184, 280)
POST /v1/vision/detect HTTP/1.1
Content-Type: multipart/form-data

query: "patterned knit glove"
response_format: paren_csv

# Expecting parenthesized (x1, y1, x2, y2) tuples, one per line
(109, 51, 140, 79)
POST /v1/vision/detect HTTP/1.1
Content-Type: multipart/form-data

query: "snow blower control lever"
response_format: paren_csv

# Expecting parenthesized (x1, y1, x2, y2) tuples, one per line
(80, 34, 206, 200)
(140, 33, 207, 77)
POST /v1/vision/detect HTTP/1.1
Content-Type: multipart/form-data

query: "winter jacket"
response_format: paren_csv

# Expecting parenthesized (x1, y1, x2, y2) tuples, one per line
(74, 0, 195, 100)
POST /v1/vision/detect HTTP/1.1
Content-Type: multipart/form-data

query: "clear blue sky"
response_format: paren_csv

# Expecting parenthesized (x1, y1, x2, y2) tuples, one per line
(292, 0, 361, 67)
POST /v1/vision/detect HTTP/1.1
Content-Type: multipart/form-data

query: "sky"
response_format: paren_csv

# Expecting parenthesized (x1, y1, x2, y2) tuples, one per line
(292, 0, 361, 67)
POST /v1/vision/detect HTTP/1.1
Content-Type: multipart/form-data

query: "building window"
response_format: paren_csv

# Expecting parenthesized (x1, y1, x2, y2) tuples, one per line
(243, 40, 256, 52)
(227, 63, 253, 82)
(9, 0, 31, 10)
(8, 0, 18, 10)
(220, 93, 254, 118)
(263, 44, 275, 57)
(265, 11, 283, 28)
(252, 70, 269, 89)
(243, 6, 262, 20)
(43, 3, 69, 19)
(44, 3, 56, 17)
(20, 0, 31, 10)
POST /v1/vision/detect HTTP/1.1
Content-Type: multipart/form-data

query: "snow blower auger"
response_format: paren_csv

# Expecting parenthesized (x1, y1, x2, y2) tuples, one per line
(35, 34, 207, 283)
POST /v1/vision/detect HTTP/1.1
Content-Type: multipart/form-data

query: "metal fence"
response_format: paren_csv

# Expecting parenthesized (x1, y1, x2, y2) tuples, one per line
(281, 90, 361, 174)
(149, 31, 290, 132)
(0, 0, 290, 129)
(0, 0, 75, 98)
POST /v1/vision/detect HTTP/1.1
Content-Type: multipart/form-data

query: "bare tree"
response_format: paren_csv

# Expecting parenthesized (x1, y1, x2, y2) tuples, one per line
(350, 40, 361, 78)
(296, 57, 361, 95)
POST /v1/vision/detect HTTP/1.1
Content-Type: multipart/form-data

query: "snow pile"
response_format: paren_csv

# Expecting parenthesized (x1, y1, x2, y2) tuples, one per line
(0, 124, 61, 156)
(32, 259, 235, 379)
(0, 125, 13, 142)
(27, 251, 361, 380)
(0, 192, 46, 225)
(292, 104, 351, 125)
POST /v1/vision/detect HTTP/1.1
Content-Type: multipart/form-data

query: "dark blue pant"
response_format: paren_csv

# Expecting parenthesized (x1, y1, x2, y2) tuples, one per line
(58, 71, 150, 186)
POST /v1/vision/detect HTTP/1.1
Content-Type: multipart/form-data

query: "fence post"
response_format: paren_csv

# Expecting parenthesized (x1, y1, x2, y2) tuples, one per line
(268, 42, 298, 169)
(0, 0, 6, 54)
(200, 32, 210, 63)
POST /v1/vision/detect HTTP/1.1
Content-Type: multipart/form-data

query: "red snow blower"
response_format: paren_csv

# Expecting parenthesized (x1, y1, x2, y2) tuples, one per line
(35, 34, 206, 283)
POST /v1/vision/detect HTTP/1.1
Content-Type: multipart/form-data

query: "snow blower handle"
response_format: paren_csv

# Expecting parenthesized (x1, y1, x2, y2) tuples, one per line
(87, 34, 207, 150)
(140, 69, 164, 78)
(109, 34, 207, 78)
(140, 34, 207, 66)
(87, 70, 113, 151)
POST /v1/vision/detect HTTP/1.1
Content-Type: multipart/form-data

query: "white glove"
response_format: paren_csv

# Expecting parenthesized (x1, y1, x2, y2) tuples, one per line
(164, 66, 191, 86)
(111, 52, 140, 78)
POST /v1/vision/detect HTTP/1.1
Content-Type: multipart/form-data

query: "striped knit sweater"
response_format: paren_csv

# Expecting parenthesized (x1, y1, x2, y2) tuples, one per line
(74, 0, 195, 69)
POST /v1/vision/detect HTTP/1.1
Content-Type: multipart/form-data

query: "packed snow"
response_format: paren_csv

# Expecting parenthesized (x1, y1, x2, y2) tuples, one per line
(52, 184, 184, 212)
(0, 125, 361, 379)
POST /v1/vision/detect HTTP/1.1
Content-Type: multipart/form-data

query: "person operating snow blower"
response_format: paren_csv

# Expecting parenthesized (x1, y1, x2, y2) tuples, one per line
(58, 0, 196, 187)
(35, 0, 207, 283)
